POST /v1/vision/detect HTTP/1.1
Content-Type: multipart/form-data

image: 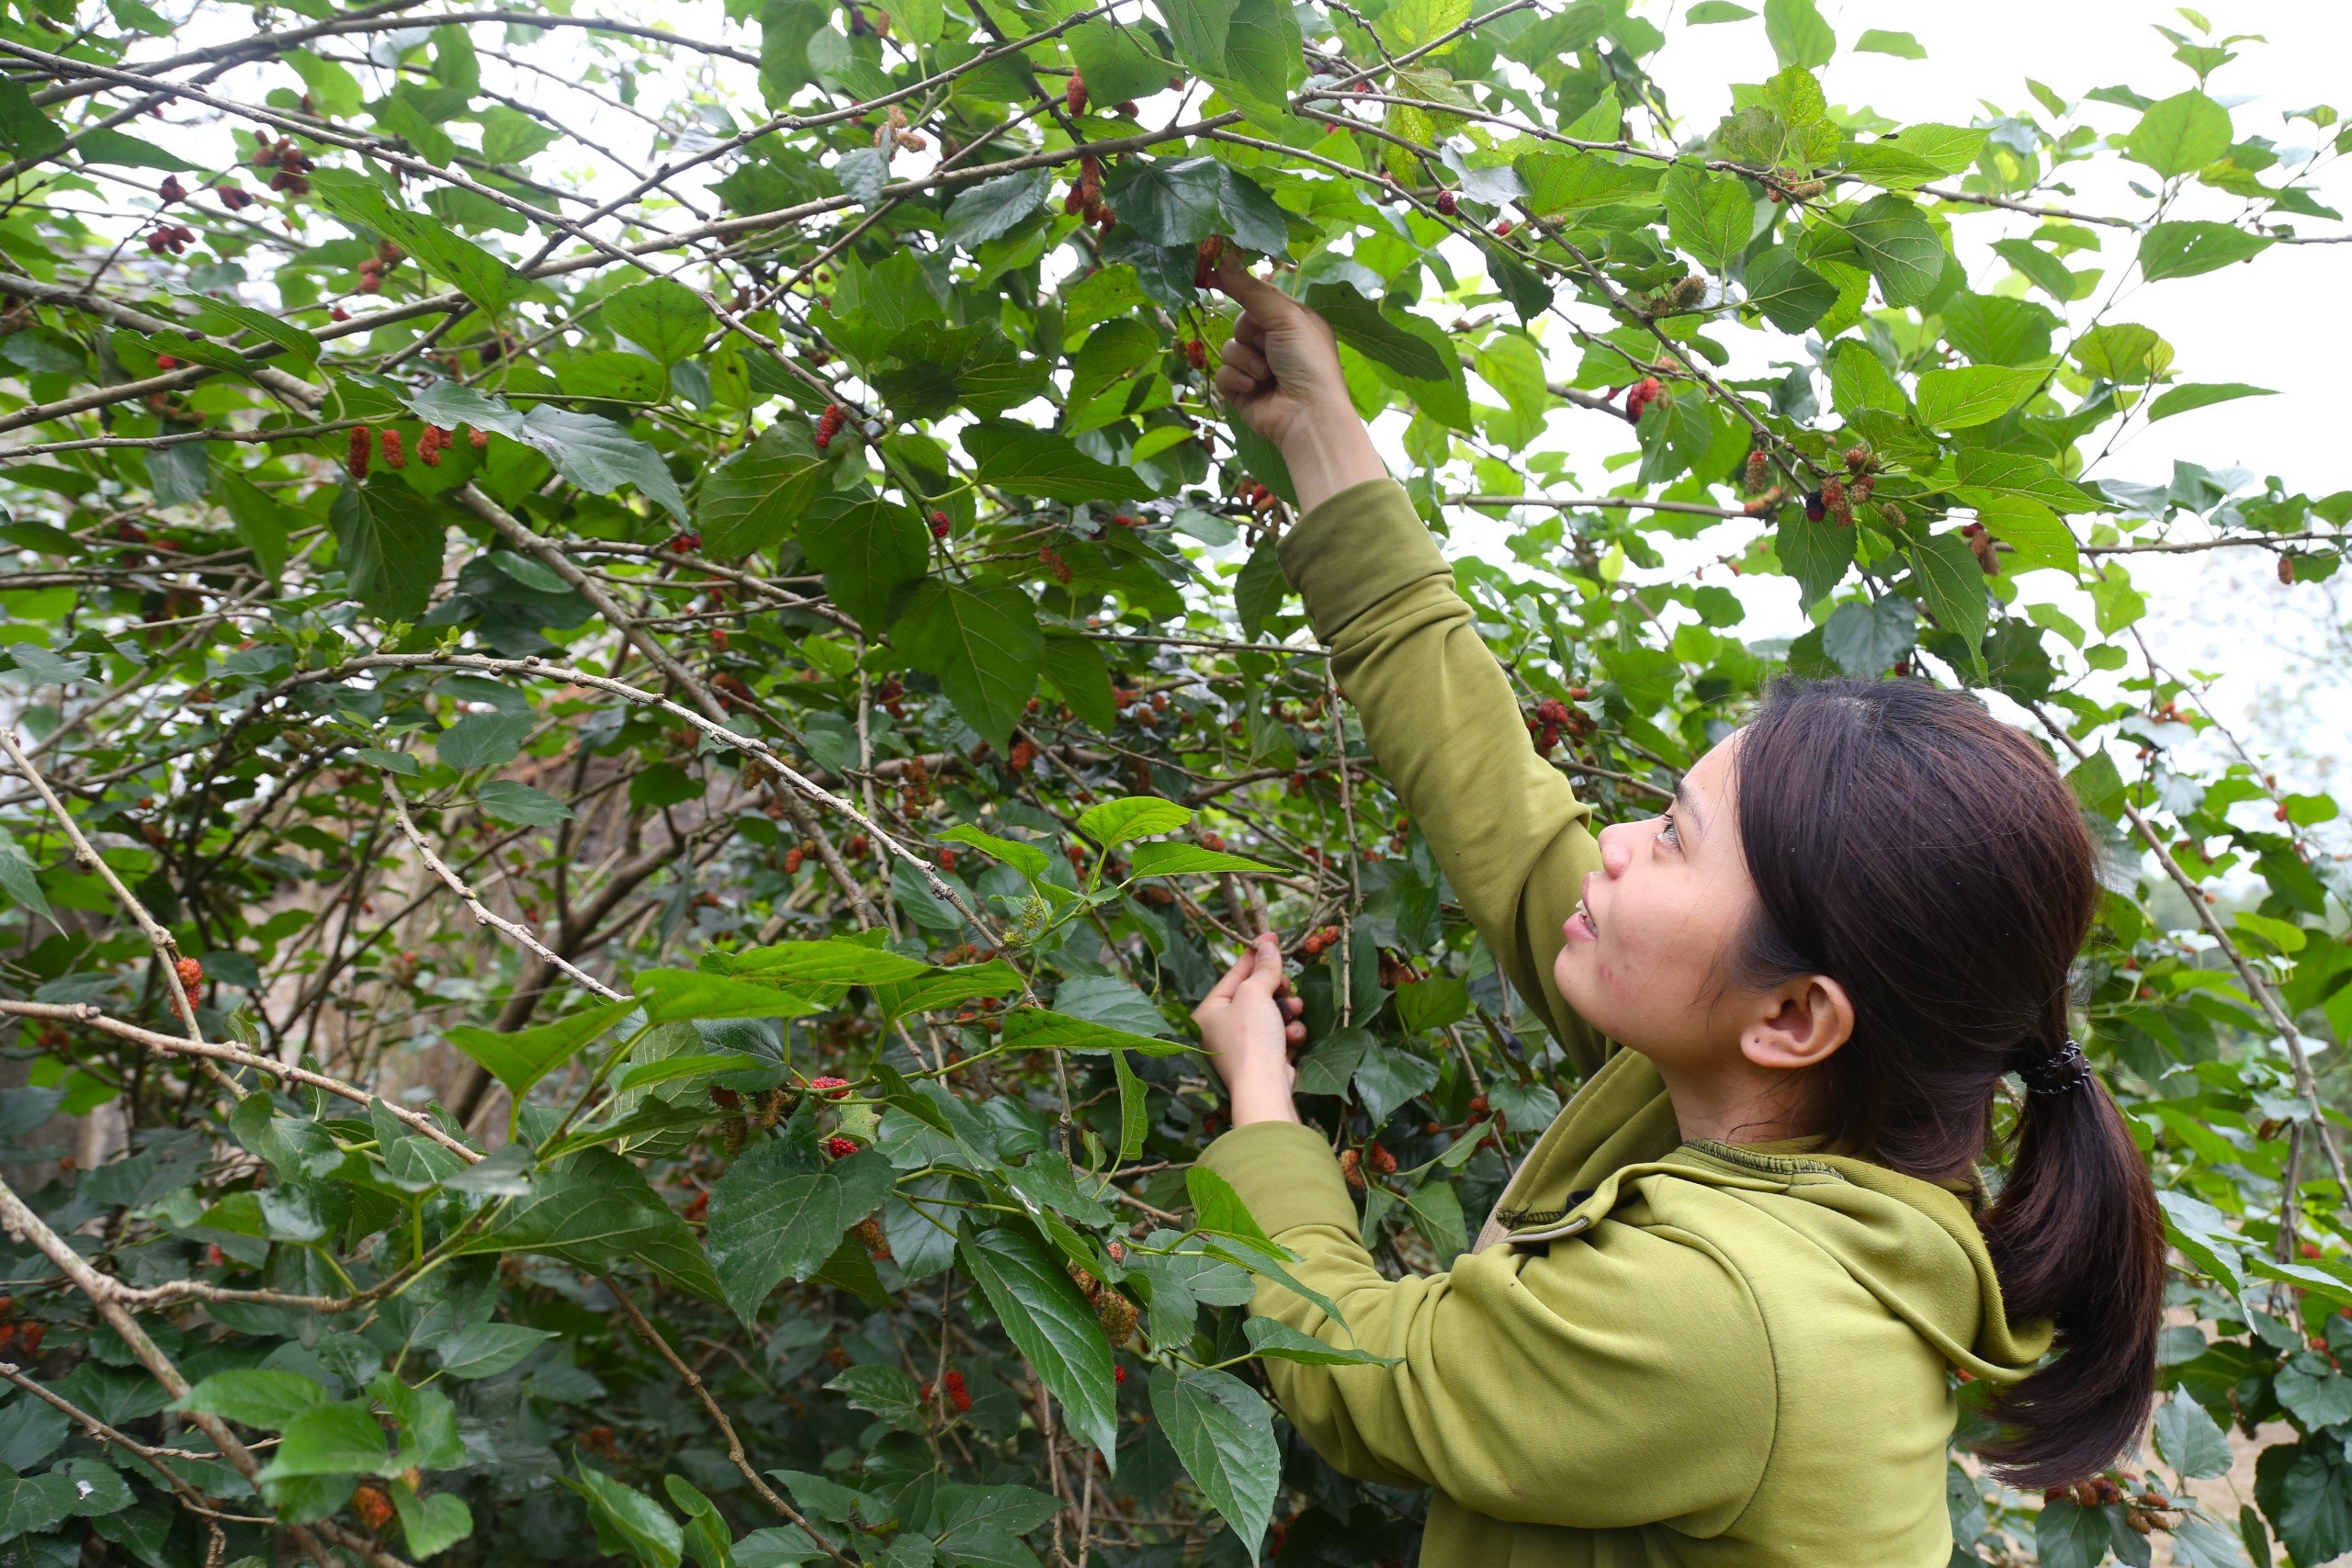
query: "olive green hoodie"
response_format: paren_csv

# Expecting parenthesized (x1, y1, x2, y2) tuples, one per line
(1196, 478, 2054, 1566)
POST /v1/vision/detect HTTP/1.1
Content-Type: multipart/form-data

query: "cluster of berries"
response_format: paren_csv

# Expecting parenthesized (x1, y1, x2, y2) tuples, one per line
(874, 102, 923, 154)
(1764, 174, 1826, 204)
(1523, 694, 1589, 757)
(1299, 923, 1342, 957)
(1066, 1263, 1140, 1345)
(214, 182, 255, 211)
(144, 223, 198, 256)
(1062, 153, 1114, 231)
(921, 1368, 974, 1413)
(816, 402, 847, 449)
(668, 530, 702, 553)
(1192, 234, 1227, 289)
(1337, 1143, 1398, 1189)
(415, 424, 454, 467)
(356, 241, 403, 295)
(1236, 478, 1277, 513)
(1622, 375, 1664, 422)
(250, 134, 313, 194)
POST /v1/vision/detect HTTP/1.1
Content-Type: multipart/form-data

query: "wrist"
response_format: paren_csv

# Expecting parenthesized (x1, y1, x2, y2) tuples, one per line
(1279, 406, 1386, 515)
(1223, 1066, 1300, 1127)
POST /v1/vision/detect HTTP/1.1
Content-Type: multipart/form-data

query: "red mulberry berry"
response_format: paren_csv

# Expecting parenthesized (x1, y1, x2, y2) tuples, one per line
(346, 425, 372, 479)
(930, 509, 950, 538)
(809, 1076, 850, 1099)
(379, 428, 405, 468)
(944, 1369, 971, 1411)
(1744, 450, 1769, 492)
(468, 425, 489, 449)
(824, 1135, 860, 1158)
(1435, 189, 1457, 215)
(1065, 71, 1089, 116)
(175, 957, 203, 987)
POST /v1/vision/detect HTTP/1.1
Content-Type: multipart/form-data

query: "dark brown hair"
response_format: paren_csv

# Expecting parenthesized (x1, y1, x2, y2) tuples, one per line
(1721, 673, 2163, 1492)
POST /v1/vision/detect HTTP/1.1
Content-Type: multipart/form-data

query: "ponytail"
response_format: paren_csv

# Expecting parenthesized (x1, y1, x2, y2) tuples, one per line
(1970, 1048, 2165, 1491)
(1723, 675, 2165, 1490)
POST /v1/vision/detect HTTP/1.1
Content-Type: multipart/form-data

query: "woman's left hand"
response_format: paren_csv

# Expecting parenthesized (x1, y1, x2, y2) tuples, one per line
(1192, 931, 1308, 1126)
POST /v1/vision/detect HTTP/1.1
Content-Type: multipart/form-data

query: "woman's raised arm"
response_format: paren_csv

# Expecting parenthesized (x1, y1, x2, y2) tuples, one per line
(1215, 260, 1611, 1076)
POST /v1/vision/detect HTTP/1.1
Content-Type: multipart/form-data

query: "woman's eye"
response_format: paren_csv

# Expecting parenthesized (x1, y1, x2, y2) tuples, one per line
(1658, 812, 1679, 846)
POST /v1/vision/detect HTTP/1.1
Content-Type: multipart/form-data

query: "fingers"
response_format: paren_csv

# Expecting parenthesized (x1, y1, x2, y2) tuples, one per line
(1214, 363, 1269, 405)
(1213, 250, 1290, 316)
(1236, 932, 1287, 1003)
(1232, 310, 1268, 354)
(1220, 337, 1269, 383)
(1196, 943, 1259, 1009)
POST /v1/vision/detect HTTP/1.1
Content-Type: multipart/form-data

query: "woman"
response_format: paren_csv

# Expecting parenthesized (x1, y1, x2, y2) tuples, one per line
(1186, 255, 2165, 1566)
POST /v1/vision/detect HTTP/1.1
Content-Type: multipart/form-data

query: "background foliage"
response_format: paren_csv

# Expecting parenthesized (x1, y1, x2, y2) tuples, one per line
(0, 0, 2350, 1563)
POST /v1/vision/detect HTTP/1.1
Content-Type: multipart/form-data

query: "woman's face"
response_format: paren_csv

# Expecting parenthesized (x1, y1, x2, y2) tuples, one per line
(1551, 735, 1774, 1074)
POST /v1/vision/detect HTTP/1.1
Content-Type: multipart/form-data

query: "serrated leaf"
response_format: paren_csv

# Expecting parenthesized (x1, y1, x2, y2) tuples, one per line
(475, 780, 573, 827)
(893, 580, 1043, 749)
(944, 169, 1048, 251)
(2139, 220, 2272, 281)
(999, 1009, 1193, 1056)
(331, 479, 445, 622)
(255, 1401, 391, 1480)
(958, 1222, 1116, 1460)
(1908, 533, 1988, 655)
(446, 1001, 635, 1100)
(635, 969, 820, 1023)
(2154, 1392, 2235, 1480)
(697, 423, 830, 557)
(1663, 164, 1752, 275)
(460, 1147, 723, 1302)
(1914, 366, 2043, 428)
(2129, 90, 2232, 178)
(517, 405, 690, 524)
(966, 424, 1145, 502)
(1842, 194, 1945, 308)
(1148, 1366, 1279, 1557)
(729, 940, 935, 986)
(394, 1485, 475, 1558)
(1079, 796, 1194, 846)
(311, 169, 525, 315)
(1742, 245, 1838, 333)
(177, 1369, 333, 1429)
(1243, 1317, 1397, 1367)
(568, 1463, 683, 1568)
(1821, 595, 1916, 676)
(605, 277, 712, 367)
(707, 1139, 893, 1325)
(1125, 842, 1282, 877)
(797, 493, 929, 630)
(1300, 284, 1446, 378)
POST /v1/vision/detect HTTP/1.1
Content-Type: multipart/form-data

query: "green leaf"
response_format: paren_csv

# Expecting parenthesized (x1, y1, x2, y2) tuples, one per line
(177, 1369, 333, 1429)
(2152, 1393, 2234, 1481)
(697, 423, 830, 556)
(1078, 796, 1194, 846)
(1951, 449, 2108, 513)
(796, 493, 929, 630)
(256, 1401, 391, 1480)
(966, 424, 1145, 502)
(1125, 842, 1283, 877)
(999, 1010, 1193, 1056)
(330, 479, 445, 622)
(1742, 246, 1838, 333)
(1908, 533, 1988, 655)
(944, 169, 1049, 251)
(1513, 149, 1660, 218)
(1113, 1049, 1148, 1162)
(475, 780, 573, 827)
(636, 969, 820, 1024)
(1040, 633, 1118, 730)
(605, 277, 713, 367)
(1148, 1366, 1280, 1557)
(893, 580, 1043, 749)
(0, 1470, 81, 1545)
(729, 940, 935, 986)
(1914, 366, 2043, 429)
(1243, 1317, 1398, 1367)
(437, 710, 534, 771)
(517, 405, 690, 525)
(569, 1463, 684, 1568)
(1972, 496, 2078, 575)
(432, 1322, 559, 1380)
(1761, 0, 1834, 69)
(1686, 1, 1753, 18)
(938, 824, 1051, 879)
(394, 1485, 475, 1558)
(1068, 20, 1170, 108)
(2139, 220, 2273, 281)
(2147, 382, 2275, 423)
(1821, 595, 1916, 676)
(1841, 194, 1945, 308)
(311, 170, 525, 315)
(1854, 28, 1924, 57)
(957, 1222, 1117, 1460)
(0, 829, 53, 927)
(461, 1147, 724, 1301)
(1394, 976, 1469, 1033)
(2257, 1439, 2352, 1566)
(707, 1139, 893, 1325)
(2073, 321, 2174, 384)
(1773, 509, 1854, 608)
(2128, 90, 2232, 178)
(872, 960, 1025, 1021)
(1662, 164, 1752, 276)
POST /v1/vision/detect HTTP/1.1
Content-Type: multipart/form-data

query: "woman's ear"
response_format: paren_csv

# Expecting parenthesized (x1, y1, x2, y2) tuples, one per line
(1739, 974, 1855, 1073)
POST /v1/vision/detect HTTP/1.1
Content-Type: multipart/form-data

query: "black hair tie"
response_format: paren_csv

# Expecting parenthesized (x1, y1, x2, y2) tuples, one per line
(2016, 1036, 2093, 1096)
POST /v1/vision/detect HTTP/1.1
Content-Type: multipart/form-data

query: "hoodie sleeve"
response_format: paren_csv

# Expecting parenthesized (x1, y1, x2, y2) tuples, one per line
(1198, 1120, 1776, 1531)
(1277, 478, 1609, 1076)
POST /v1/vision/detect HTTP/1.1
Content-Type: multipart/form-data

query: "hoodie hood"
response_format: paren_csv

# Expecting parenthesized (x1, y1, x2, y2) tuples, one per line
(1474, 1044, 2054, 1384)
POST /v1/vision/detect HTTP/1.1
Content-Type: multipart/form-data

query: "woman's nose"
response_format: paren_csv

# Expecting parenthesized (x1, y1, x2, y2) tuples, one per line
(1597, 820, 1633, 875)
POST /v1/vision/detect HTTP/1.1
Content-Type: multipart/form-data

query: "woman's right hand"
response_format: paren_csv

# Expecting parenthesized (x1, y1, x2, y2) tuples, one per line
(1213, 254, 1390, 513)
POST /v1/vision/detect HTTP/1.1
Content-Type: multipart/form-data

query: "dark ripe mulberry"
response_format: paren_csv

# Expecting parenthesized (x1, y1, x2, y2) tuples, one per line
(1435, 188, 1458, 215)
(346, 425, 372, 479)
(1803, 490, 1826, 523)
(930, 509, 950, 538)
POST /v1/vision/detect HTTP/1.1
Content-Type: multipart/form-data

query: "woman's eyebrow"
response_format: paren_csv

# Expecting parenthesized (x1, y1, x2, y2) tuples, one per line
(1671, 777, 1707, 841)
